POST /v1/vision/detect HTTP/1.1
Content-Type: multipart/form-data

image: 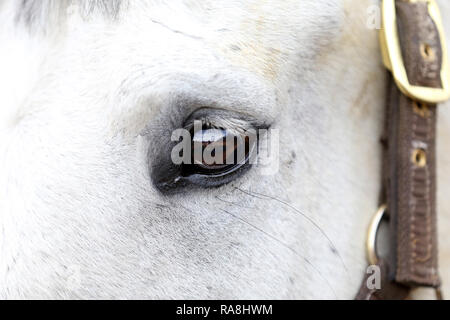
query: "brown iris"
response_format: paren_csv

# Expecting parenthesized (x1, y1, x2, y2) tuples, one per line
(182, 124, 256, 177)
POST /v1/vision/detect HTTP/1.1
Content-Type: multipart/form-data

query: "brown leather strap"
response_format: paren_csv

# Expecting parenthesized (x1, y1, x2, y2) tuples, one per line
(385, 73, 440, 288)
(396, 1, 443, 89)
(356, 0, 443, 299)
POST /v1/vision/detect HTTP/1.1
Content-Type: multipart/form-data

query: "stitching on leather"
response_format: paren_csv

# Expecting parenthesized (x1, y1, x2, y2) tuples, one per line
(410, 103, 417, 278)
(410, 105, 434, 281)
(423, 112, 432, 268)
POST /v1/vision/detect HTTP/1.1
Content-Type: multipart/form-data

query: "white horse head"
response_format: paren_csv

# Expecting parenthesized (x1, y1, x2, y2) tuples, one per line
(1, 0, 449, 299)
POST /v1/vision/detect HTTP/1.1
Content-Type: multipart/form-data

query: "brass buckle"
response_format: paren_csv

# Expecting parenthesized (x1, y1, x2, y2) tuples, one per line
(380, 0, 450, 103)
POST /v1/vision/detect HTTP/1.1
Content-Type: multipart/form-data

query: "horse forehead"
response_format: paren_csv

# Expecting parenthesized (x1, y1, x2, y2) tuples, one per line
(116, 0, 343, 80)
(1, 0, 345, 128)
(0, 0, 343, 137)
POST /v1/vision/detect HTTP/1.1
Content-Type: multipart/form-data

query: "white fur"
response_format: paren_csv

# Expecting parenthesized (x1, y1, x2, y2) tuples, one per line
(0, 0, 449, 299)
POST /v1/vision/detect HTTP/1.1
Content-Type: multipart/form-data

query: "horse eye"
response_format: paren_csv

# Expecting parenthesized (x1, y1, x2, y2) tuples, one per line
(152, 109, 265, 192)
(181, 124, 257, 178)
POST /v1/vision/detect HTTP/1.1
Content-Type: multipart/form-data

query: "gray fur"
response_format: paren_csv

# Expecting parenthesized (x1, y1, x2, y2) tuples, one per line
(16, 0, 123, 30)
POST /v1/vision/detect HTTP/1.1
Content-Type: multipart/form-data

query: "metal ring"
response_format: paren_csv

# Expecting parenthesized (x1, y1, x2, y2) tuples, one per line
(366, 204, 387, 266)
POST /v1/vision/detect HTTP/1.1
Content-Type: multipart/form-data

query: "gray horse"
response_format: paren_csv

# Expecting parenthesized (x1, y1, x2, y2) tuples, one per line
(0, 0, 449, 299)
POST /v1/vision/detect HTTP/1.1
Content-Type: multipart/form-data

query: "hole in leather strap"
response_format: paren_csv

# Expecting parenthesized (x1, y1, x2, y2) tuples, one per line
(413, 101, 431, 118)
(412, 149, 427, 168)
(420, 43, 436, 61)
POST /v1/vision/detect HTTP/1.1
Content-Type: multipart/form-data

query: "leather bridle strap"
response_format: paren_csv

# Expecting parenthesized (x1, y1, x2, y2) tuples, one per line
(356, 0, 449, 300)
